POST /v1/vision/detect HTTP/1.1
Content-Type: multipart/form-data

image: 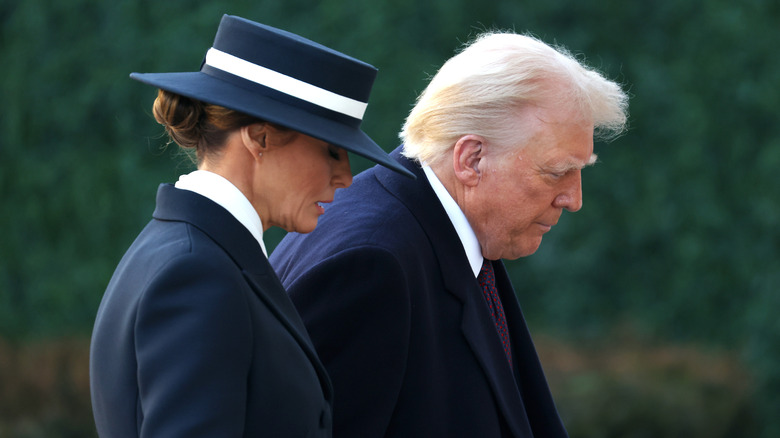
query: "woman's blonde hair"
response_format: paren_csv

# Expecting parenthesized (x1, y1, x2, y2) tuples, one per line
(401, 32, 629, 166)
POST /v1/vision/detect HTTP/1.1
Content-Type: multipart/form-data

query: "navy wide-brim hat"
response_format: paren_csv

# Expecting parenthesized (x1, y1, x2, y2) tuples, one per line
(130, 14, 414, 179)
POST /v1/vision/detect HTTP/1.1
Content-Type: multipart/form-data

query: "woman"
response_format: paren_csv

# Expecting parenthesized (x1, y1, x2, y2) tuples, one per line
(89, 15, 413, 438)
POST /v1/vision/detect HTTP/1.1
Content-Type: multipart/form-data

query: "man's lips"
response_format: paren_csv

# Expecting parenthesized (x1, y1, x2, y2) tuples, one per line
(536, 221, 557, 232)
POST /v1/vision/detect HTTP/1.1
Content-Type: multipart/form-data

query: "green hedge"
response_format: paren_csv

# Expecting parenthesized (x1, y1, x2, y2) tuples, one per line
(2, 0, 778, 435)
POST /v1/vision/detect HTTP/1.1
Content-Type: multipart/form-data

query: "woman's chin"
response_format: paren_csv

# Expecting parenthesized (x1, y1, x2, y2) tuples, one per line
(287, 220, 318, 234)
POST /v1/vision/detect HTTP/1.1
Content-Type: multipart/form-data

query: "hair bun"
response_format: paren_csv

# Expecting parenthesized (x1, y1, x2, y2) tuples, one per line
(152, 90, 205, 150)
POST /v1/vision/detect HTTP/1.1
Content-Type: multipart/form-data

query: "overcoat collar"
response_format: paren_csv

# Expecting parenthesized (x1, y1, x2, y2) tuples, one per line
(373, 148, 536, 437)
(152, 183, 334, 401)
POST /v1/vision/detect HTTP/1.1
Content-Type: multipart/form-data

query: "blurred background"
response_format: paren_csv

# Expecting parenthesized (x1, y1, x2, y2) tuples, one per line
(1, 0, 778, 436)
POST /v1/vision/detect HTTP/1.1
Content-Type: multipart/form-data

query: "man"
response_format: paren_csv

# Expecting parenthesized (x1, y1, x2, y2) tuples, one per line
(270, 32, 628, 437)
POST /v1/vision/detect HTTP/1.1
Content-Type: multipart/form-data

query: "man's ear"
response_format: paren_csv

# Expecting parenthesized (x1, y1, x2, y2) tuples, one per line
(452, 134, 485, 187)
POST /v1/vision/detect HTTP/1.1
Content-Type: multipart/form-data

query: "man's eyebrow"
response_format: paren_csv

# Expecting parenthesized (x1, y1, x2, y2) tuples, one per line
(547, 154, 598, 172)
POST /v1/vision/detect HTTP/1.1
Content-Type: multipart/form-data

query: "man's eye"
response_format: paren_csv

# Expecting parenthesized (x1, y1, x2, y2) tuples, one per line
(328, 147, 340, 160)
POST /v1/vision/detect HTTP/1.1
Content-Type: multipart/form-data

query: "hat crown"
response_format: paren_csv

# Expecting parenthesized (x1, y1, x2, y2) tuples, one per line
(207, 15, 376, 111)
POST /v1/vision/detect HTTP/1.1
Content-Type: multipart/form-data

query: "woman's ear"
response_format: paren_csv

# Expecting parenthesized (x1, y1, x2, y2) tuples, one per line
(452, 134, 485, 187)
(240, 123, 267, 159)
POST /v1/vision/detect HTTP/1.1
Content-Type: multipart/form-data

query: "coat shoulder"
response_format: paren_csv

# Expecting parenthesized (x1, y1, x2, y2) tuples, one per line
(271, 171, 427, 282)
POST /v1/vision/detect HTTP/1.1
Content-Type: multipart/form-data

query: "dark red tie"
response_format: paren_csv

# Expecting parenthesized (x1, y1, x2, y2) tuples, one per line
(478, 259, 513, 368)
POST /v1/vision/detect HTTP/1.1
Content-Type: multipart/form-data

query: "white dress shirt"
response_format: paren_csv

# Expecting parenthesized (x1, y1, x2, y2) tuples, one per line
(174, 170, 268, 257)
(422, 165, 483, 277)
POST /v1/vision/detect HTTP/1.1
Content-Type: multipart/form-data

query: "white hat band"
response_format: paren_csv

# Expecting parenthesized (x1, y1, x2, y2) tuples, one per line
(205, 48, 368, 120)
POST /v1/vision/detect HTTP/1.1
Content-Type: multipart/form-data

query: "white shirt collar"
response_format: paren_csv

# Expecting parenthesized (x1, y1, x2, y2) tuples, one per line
(422, 165, 483, 277)
(174, 170, 268, 257)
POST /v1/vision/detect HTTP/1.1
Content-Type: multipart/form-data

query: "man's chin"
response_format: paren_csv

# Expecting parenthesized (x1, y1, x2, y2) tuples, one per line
(489, 238, 543, 261)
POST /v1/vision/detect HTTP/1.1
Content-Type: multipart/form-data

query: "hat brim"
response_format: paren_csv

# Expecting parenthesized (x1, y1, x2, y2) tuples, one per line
(130, 71, 414, 179)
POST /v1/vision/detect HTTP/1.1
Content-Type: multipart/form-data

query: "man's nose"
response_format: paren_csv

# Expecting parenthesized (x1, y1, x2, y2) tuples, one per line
(553, 172, 583, 212)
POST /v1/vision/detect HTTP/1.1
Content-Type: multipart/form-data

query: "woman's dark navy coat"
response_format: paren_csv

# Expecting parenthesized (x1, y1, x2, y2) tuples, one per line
(90, 184, 333, 437)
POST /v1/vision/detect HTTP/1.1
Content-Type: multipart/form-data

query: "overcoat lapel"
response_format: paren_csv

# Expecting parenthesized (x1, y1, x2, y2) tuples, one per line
(152, 184, 333, 399)
(374, 149, 534, 437)
(493, 260, 567, 437)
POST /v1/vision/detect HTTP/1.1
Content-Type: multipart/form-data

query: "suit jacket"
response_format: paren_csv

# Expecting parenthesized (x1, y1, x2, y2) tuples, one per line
(90, 184, 333, 438)
(270, 147, 567, 437)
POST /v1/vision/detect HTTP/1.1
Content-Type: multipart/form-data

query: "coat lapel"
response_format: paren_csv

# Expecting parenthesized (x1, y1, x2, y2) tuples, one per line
(241, 268, 334, 400)
(375, 149, 534, 437)
(152, 184, 333, 400)
(457, 279, 535, 438)
(493, 261, 568, 437)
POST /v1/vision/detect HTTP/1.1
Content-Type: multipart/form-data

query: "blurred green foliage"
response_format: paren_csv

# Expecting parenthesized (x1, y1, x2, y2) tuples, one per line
(1, 0, 778, 436)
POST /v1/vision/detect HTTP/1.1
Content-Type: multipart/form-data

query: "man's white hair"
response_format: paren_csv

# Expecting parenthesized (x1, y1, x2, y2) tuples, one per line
(401, 32, 629, 167)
